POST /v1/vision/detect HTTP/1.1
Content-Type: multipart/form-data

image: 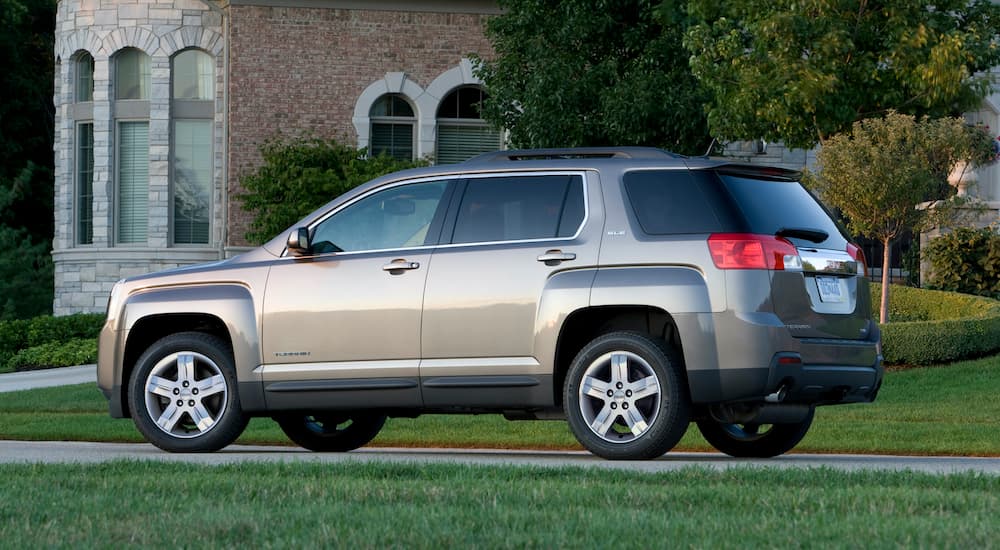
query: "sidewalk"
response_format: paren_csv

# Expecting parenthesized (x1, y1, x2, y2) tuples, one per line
(0, 365, 96, 393)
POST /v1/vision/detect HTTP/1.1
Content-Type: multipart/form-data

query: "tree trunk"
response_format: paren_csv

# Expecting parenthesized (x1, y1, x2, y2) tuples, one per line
(880, 238, 892, 324)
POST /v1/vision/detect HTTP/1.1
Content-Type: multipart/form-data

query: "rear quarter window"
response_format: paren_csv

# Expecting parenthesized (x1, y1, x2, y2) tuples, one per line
(623, 170, 723, 234)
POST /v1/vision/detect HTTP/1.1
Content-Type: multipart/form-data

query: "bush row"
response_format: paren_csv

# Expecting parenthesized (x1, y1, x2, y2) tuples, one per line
(5, 338, 98, 372)
(0, 313, 104, 369)
(872, 284, 1000, 365)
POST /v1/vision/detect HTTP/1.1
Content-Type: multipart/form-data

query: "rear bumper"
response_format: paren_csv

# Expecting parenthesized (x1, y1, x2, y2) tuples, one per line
(683, 310, 883, 406)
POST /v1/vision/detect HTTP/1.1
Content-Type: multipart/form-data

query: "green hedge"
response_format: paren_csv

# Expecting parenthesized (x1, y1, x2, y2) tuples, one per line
(873, 284, 1000, 365)
(5, 338, 98, 372)
(0, 313, 104, 369)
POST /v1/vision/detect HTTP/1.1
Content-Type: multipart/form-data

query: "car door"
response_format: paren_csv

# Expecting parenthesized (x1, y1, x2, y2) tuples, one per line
(419, 171, 602, 407)
(260, 178, 454, 410)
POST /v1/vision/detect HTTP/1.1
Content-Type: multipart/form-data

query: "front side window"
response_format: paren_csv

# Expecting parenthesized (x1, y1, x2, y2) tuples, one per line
(115, 48, 151, 100)
(451, 175, 584, 244)
(370, 94, 415, 161)
(76, 123, 94, 244)
(311, 180, 449, 253)
(172, 50, 214, 100)
(436, 86, 501, 164)
(75, 52, 94, 102)
(172, 120, 212, 244)
(118, 121, 149, 244)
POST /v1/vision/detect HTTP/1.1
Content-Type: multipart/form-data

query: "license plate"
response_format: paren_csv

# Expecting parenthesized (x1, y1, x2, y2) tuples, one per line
(816, 276, 843, 303)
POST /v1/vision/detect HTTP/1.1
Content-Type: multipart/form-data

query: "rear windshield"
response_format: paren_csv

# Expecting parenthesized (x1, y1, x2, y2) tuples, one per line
(718, 174, 847, 250)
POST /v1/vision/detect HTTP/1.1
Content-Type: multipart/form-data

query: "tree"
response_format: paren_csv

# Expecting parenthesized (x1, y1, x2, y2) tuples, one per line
(0, 0, 56, 319)
(682, 0, 1000, 149)
(473, 0, 712, 155)
(809, 112, 995, 323)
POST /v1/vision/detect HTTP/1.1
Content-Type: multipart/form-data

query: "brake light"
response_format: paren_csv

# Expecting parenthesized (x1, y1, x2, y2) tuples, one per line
(847, 243, 867, 276)
(708, 234, 802, 270)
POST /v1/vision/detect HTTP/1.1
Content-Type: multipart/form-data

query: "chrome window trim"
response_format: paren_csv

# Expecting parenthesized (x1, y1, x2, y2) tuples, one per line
(279, 170, 591, 258)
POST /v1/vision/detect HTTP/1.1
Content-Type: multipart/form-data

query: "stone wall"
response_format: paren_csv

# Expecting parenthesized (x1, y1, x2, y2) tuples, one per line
(53, 0, 225, 314)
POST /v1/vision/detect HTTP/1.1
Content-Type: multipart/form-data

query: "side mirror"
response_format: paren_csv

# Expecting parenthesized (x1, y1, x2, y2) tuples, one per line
(286, 227, 311, 256)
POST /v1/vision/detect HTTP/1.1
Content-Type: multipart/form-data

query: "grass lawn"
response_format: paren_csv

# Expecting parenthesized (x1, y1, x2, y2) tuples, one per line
(0, 461, 996, 547)
(1, 355, 998, 456)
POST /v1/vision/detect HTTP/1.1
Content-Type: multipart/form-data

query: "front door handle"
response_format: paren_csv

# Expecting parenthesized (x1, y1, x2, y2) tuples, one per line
(382, 259, 420, 272)
(537, 250, 577, 266)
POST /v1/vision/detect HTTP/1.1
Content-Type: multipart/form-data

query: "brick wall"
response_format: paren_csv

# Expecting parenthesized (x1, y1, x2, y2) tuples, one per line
(226, 6, 495, 247)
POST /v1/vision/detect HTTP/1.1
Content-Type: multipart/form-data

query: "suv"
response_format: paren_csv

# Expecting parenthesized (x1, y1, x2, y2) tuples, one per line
(98, 147, 882, 460)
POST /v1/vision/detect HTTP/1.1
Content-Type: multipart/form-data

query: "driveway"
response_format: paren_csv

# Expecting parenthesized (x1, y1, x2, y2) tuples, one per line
(0, 365, 96, 393)
(1, 440, 998, 475)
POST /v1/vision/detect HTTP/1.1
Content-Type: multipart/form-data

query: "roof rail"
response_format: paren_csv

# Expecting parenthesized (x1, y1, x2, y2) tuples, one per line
(465, 147, 683, 163)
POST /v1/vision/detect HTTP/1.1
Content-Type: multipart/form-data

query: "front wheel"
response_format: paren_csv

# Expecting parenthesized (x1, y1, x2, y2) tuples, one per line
(274, 413, 387, 452)
(564, 331, 690, 460)
(128, 332, 248, 453)
(696, 407, 815, 458)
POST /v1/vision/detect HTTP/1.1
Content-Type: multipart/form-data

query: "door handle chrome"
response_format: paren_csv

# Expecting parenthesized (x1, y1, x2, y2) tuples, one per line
(382, 260, 420, 272)
(537, 250, 577, 265)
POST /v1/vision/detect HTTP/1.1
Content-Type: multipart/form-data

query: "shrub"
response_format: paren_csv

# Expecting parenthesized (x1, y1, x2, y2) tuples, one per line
(239, 137, 428, 245)
(6, 338, 98, 372)
(0, 313, 104, 366)
(872, 283, 1000, 365)
(923, 225, 1000, 299)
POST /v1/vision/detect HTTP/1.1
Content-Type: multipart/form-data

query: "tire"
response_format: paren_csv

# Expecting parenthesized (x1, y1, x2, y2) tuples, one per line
(275, 413, 387, 452)
(564, 331, 690, 460)
(696, 407, 815, 458)
(128, 332, 248, 453)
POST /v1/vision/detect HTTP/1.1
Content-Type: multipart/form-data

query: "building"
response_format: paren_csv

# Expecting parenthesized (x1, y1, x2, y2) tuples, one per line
(52, 0, 500, 314)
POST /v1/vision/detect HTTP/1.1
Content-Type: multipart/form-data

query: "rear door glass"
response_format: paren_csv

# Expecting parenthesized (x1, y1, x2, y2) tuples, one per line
(451, 174, 584, 243)
(623, 170, 722, 234)
(718, 174, 847, 250)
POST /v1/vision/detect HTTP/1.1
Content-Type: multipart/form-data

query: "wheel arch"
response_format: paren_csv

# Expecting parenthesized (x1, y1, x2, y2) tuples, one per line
(113, 284, 263, 417)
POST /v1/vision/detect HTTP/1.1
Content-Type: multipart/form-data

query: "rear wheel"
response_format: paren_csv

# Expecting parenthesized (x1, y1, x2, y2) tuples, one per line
(564, 331, 690, 460)
(696, 407, 815, 458)
(275, 413, 386, 452)
(128, 332, 248, 453)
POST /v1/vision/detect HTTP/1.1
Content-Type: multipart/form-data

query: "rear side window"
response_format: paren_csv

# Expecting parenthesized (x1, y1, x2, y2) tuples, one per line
(452, 174, 585, 243)
(623, 170, 722, 234)
(718, 174, 847, 249)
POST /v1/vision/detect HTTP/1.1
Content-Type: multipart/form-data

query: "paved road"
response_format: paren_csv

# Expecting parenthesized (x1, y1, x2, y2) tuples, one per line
(0, 440, 997, 475)
(0, 365, 96, 393)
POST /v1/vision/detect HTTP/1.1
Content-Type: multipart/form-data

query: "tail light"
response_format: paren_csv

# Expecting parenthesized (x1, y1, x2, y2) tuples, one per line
(846, 243, 867, 276)
(708, 234, 802, 271)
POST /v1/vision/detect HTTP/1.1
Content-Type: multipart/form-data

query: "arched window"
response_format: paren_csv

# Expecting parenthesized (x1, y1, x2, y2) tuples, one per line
(170, 49, 215, 245)
(75, 52, 94, 102)
(435, 86, 501, 164)
(73, 51, 95, 244)
(115, 48, 151, 100)
(370, 94, 416, 161)
(113, 48, 152, 244)
(172, 49, 214, 100)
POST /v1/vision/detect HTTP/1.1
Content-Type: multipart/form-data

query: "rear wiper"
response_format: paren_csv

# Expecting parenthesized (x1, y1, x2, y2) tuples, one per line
(776, 227, 828, 243)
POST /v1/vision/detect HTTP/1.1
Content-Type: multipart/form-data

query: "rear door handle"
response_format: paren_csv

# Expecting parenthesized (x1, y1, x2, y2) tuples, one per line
(382, 259, 420, 272)
(537, 250, 577, 265)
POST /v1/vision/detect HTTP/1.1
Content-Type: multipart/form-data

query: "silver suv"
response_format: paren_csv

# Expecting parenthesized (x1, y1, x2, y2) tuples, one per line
(98, 147, 882, 460)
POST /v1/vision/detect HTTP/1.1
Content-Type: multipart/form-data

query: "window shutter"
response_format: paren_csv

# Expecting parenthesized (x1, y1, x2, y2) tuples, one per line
(436, 124, 501, 164)
(118, 121, 149, 244)
(77, 123, 94, 244)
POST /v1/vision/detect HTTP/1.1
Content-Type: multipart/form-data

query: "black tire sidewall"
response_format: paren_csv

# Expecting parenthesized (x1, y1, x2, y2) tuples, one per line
(128, 332, 247, 453)
(275, 414, 387, 452)
(564, 331, 690, 460)
(695, 407, 815, 458)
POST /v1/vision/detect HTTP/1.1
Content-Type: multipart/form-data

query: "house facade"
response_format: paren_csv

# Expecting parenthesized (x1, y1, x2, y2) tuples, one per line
(52, 0, 500, 314)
